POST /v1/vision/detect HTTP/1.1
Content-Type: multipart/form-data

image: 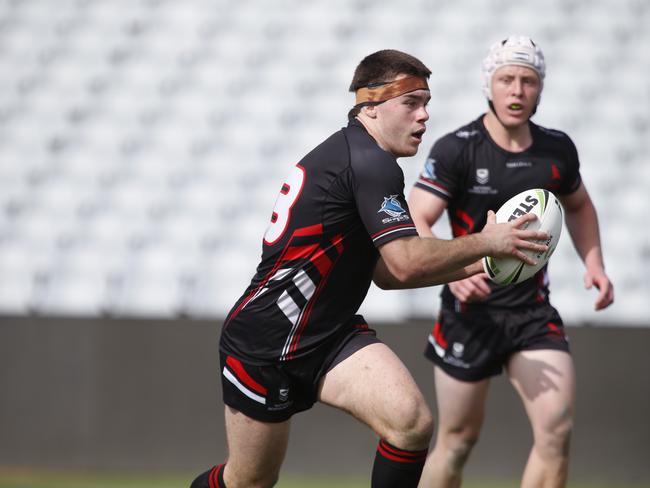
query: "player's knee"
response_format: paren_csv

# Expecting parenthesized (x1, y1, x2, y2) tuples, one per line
(441, 429, 480, 471)
(546, 420, 573, 457)
(386, 396, 434, 449)
(534, 409, 573, 459)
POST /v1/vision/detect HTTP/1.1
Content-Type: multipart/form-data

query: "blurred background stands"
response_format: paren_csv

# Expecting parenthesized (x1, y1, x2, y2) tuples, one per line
(0, 0, 648, 325)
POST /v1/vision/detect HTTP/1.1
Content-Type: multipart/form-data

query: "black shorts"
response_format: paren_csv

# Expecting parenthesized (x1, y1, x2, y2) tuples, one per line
(220, 318, 381, 422)
(424, 304, 570, 382)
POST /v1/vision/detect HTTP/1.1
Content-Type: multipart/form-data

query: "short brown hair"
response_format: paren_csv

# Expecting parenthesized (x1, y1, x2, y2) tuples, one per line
(348, 50, 431, 118)
(349, 49, 431, 91)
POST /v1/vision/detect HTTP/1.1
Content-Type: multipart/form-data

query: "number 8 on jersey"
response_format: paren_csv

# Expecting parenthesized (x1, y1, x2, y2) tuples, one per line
(264, 165, 306, 245)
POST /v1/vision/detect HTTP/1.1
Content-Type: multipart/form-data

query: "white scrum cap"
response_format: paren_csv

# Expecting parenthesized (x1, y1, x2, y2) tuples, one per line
(482, 35, 546, 100)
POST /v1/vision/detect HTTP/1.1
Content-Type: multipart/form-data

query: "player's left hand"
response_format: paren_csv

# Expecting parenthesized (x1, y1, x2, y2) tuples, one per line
(584, 269, 614, 310)
(449, 273, 492, 303)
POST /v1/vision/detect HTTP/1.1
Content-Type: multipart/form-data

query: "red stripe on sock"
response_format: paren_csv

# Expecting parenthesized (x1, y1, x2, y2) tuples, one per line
(209, 464, 225, 488)
(378, 440, 427, 463)
(378, 444, 426, 463)
(380, 439, 428, 458)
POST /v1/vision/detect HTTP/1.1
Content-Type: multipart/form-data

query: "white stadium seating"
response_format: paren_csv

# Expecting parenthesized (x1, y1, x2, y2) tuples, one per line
(0, 0, 647, 325)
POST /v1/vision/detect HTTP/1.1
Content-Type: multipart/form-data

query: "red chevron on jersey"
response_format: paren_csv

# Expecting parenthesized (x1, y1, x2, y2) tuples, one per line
(451, 209, 475, 236)
(280, 233, 345, 360)
(226, 224, 339, 324)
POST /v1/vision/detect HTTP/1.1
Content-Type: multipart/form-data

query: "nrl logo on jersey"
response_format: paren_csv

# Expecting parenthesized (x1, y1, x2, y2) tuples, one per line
(476, 168, 489, 184)
(469, 169, 498, 195)
(378, 195, 410, 223)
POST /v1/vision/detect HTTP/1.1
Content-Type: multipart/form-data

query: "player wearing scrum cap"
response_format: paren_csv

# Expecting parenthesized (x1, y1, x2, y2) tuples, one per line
(189, 49, 550, 488)
(409, 36, 614, 487)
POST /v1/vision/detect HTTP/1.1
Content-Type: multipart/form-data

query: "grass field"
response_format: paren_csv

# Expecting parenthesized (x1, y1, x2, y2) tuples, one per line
(1, 471, 649, 488)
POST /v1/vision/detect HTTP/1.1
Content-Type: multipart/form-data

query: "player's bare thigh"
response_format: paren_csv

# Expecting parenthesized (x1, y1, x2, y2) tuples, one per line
(317, 342, 433, 449)
(506, 349, 575, 430)
(433, 365, 490, 435)
(223, 406, 291, 487)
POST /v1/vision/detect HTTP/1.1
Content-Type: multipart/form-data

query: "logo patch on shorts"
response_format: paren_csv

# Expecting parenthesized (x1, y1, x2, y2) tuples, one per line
(266, 384, 293, 412)
(279, 387, 289, 402)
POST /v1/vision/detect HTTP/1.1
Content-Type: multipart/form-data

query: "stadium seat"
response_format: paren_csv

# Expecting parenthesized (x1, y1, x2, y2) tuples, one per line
(0, 0, 646, 324)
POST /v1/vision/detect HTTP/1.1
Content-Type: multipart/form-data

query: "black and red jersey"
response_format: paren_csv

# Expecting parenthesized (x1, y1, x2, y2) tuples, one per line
(221, 120, 418, 364)
(414, 115, 581, 309)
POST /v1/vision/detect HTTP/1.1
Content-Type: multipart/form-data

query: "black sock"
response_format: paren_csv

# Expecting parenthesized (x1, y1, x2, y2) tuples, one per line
(190, 464, 227, 488)
(371, 439, 427, 488)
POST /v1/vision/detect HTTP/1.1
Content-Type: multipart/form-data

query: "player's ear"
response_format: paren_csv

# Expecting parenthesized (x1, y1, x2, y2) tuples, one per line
(362, 104, 378, 119)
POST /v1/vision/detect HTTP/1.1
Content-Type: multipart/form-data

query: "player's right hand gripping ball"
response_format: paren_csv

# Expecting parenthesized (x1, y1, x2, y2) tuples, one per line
(483, 188, 563, 285)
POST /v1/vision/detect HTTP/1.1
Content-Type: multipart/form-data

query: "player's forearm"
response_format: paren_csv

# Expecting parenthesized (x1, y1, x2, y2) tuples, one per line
(410, 237, 487, 288)
(565, 199, 606, 272)
(373, 257, 483, 290)
(410, 259, 484, 288)
(375, 235, 489, 289)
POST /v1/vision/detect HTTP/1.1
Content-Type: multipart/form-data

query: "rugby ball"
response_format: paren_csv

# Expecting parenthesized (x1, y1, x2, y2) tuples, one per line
(483, 189, 563, 285)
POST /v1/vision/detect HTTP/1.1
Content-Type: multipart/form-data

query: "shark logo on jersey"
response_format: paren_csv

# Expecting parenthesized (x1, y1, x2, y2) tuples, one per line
(378, 195, 407, 218)
(476, 168, 489, 184)
(422, 158, 437, 180)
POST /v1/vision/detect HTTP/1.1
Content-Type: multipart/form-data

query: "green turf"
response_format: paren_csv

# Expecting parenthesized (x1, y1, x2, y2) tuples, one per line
(0, 471, 648, 488)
